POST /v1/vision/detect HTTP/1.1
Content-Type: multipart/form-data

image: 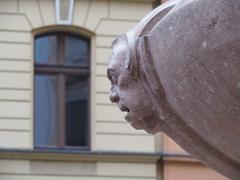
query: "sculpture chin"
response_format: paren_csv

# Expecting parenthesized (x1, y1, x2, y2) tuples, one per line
(125, 112, 159, 134)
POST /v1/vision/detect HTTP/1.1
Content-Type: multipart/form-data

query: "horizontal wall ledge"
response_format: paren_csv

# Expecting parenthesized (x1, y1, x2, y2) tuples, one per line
(0, 149, 160, 163)
(0, 149, 200, 164)
(162, 153, 201, 164)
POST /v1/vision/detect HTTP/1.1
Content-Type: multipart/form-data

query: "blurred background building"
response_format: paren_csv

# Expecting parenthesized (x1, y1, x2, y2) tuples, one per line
(0, 0, 228, 179)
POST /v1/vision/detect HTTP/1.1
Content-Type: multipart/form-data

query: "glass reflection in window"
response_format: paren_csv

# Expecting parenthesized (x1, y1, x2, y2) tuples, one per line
(65, 76, 89, 146)
(35, 35, 57, 64)
(34, 75, 58, 147)
(65, 35, 90, 65)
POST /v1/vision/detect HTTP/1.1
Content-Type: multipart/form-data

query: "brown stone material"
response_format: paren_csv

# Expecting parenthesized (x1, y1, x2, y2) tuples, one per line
(107, 0, 240, 179)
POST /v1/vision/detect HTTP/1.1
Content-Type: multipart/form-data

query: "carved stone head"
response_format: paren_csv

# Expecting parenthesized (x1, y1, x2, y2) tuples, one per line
(107, 34, 160, 133)
(107, 0, 178, 134)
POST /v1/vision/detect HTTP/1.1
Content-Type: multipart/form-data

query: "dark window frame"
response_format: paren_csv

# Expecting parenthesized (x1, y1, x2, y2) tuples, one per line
(34, 32, 91, 151)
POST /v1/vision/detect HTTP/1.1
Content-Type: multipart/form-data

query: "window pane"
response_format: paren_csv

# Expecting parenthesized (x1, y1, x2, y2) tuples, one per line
(65, 35, 90, 65)
(34, 75, 58, 147)
(35, 35, 57, 64)
(65, 75, 89, 147)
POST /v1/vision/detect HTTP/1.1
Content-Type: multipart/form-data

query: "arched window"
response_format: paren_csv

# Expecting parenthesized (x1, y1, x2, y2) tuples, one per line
(34, 32, 90, 150)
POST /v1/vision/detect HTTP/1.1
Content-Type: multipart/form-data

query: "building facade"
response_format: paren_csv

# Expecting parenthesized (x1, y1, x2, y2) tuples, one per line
(0, 0, 228, 179)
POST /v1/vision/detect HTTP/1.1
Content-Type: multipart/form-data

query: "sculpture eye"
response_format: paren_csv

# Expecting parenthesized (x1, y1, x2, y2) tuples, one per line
(107, 69, 118, 84)
(112, 74, 118, 84)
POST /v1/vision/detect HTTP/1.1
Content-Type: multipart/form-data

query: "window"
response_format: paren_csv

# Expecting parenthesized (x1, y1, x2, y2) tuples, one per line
(34, 32, 90, 150)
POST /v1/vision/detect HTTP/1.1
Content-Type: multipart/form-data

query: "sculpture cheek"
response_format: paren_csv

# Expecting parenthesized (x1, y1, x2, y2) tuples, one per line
(118, 75, 128, 88)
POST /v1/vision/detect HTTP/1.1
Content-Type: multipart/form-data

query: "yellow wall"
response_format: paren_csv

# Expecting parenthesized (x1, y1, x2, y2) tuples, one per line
(0, 159, 156, 180)
(0, 0, 155, 152)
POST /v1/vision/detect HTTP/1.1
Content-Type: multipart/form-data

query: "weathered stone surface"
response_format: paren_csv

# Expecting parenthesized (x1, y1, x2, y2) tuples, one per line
(107, 0, 240, 179)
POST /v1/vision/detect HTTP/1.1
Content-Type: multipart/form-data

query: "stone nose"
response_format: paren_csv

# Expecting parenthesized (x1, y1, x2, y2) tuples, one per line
(109, 87, 120, 103)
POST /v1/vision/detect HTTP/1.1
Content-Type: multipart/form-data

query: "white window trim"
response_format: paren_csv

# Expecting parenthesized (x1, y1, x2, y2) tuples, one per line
(55, 0, 74, 25)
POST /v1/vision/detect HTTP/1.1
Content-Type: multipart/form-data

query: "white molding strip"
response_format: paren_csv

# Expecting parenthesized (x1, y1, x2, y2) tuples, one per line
(55, 0, 74, 25)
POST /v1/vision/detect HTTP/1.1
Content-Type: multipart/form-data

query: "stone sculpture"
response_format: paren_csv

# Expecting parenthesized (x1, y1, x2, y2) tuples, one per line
(107, 0, 240, 179)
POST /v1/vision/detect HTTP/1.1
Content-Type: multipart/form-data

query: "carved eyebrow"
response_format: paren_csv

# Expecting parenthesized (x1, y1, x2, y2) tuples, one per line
(107, 69, 115, 80)
(107, 68, 118, 84)
(111, 38, 119, 48)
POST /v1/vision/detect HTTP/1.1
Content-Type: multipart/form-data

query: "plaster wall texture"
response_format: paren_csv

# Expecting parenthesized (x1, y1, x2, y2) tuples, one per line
(0, 0, 154, 152)
(163, 134, 228, 180)
(164, 161, 228, 180)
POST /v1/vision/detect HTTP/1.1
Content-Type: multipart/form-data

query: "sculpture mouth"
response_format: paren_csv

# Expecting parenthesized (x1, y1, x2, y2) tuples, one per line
(119, 104, 130, 112)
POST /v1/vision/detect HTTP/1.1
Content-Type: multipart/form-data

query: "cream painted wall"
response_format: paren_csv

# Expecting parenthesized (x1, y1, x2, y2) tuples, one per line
(0, 0, 155, 152)
(0, 159, 156, 180)
(0, 3, 32, 148)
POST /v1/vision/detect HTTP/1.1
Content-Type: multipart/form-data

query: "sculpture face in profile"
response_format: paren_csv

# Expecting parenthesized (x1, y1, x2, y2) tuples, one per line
(107, 0, 240, 179)
(107, 34, 159, 133)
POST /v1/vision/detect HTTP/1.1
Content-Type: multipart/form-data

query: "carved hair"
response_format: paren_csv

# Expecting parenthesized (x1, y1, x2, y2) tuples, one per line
(111, 33, 140, 79)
